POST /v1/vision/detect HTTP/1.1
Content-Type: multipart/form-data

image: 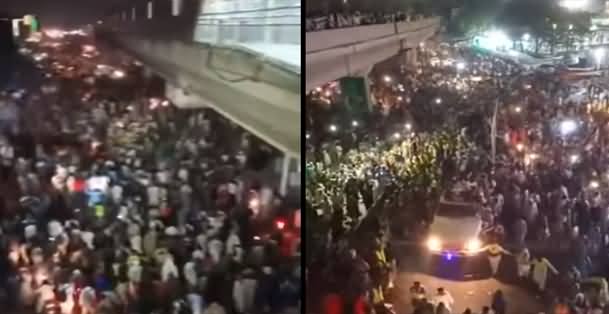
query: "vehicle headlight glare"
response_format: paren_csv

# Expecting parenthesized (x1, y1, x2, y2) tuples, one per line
(465, 238, 482, 252)
(426, 237, 442, 251)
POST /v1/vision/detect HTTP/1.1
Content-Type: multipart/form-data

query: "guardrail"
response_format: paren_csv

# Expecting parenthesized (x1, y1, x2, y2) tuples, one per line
(306, 12, 429, 32)
(195, 0, 300, 45)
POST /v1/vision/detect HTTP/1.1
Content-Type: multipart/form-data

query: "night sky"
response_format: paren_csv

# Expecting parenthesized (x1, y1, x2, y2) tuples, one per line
(0, 0, 130, 27)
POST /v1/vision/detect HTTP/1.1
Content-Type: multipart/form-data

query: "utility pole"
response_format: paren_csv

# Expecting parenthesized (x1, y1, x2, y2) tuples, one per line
(491, 98, 499, 168)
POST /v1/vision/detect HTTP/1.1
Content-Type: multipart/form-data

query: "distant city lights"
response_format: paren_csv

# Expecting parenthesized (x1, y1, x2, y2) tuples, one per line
(560, 0, 589, 10)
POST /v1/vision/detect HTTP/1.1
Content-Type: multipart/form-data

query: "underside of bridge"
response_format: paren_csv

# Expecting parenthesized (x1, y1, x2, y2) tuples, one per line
(306, 17, 441, 91)
(99, 32, 300, 158)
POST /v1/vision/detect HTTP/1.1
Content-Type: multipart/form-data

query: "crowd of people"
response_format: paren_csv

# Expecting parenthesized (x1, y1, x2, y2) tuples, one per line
(307, 40, 609, 314)
(0, 29, 301, 314)
(305, 11, 425, 32)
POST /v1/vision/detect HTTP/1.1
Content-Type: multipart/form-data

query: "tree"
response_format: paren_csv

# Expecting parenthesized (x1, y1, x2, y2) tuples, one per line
(497, 0, 592, 54)
(447, 0, 502, 37)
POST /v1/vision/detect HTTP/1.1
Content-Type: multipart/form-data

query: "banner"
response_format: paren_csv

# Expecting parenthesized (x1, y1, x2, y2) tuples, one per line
(340, 77, 370, 117)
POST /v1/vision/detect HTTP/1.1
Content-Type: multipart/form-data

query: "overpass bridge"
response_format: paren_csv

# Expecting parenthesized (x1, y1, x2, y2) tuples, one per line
(98, 0, 300, 195)
(305, 16, 441, 91)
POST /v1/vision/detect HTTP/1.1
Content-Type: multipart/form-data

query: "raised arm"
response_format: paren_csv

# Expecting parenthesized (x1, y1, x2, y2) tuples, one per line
(544, 258, 559, 274)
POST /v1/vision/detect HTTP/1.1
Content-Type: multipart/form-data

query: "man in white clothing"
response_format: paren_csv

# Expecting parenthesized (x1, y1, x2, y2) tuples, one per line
(432, 288, 454, 312)
(161, 253, 179, 282)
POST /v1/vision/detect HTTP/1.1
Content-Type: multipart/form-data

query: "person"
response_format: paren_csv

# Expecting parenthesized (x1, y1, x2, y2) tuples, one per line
(553, 298, 569, 314)
(482, 243, 511, 276)
(491, 290, 506, 314)
(432, 288, 454, 312)
(532, 256, 559, 292)
(436, 302, 450, 314)
(516, 247, 531, 279)
(480, 306, 494, 314)
(410, 281, 426, 307)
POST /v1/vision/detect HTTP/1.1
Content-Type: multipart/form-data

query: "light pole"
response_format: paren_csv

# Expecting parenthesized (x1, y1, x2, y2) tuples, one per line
(491, 99, 499, 168)
(552, 23, 557, 54)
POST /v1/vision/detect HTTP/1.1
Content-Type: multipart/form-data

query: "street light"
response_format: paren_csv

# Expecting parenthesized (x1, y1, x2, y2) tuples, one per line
(306, 133, 311, 139)
(568, 24, 573, 31)
(384, 75, 392, 83)
(352, 120, 359, 127)
(522, 33, 531, 41)
(552, 23, 557, 30)
(393, 132, 401, 140)
(435, 97, 442, 104)
(329, 124, 338, 133)
(514, 106, 522, 113)
(405, 123, 412, 130)
(560, 0, 589, 10)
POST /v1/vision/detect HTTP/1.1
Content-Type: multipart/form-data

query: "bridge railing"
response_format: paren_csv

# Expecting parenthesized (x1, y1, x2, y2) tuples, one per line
(194, 0, 301, 46)
(305, 11, 430, 32)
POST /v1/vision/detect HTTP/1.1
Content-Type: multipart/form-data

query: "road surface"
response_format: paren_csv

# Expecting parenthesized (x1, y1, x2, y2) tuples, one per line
(391, 242, 544, 314)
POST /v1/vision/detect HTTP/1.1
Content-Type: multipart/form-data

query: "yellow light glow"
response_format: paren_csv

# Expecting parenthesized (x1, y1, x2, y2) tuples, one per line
(426, 237, 442, 251)
(464, 238, 482, 253)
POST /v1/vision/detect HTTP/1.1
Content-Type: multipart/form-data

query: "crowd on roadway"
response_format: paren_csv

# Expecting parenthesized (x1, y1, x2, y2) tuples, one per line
(0, 30, 301, 314)
(307, 41, 609, 314)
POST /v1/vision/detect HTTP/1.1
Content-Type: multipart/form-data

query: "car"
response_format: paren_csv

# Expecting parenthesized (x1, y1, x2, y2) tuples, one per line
(425, 200, 483, 258)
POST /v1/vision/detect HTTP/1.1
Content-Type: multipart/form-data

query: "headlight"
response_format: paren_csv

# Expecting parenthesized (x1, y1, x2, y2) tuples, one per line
(426, 237, 442, 251)
(464, 238, 482, 253)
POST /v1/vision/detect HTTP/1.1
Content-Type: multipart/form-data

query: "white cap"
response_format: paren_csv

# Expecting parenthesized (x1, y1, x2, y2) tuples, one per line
(48, 220, 64, 238)
(25, 225, 37, 239)
(165, 226, 178, 236)
(192, 250, 204, 259)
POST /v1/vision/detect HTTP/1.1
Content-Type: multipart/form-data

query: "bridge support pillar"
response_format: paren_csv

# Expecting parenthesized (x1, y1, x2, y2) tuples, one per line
(403, 48, 418, 66)
(279, 155, 300, 196)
